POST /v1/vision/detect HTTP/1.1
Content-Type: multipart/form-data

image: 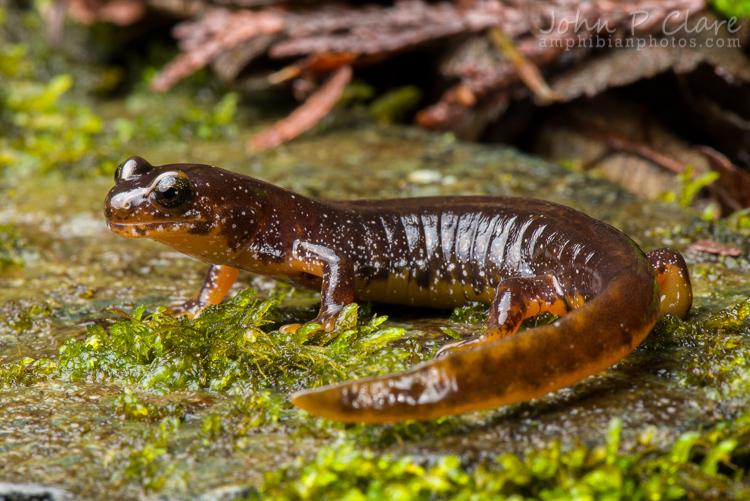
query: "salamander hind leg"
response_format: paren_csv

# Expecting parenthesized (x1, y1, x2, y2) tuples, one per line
(435, 274, 571, 358)
(646, 248, 692, 320)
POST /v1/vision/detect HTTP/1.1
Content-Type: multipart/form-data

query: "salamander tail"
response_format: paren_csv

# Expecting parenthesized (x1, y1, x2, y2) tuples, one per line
(292, 271, 665, 423)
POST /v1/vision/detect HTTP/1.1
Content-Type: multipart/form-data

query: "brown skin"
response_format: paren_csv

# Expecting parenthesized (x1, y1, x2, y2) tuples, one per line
(105, 157, 693, 423)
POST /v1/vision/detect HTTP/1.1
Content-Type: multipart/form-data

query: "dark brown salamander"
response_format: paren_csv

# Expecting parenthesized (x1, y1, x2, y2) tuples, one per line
(104, 157, 693, 423)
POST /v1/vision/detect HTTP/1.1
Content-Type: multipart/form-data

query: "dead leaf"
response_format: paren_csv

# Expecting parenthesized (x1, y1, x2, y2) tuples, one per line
(151, 8, 285, 92)
(689, 239, 742, 256)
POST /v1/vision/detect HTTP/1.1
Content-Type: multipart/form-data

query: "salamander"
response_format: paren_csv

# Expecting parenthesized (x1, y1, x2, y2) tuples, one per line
(104, 156, 693, 423)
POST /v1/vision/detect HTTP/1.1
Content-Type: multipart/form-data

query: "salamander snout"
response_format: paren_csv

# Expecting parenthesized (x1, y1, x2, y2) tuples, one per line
(105, 156, 158, 228)
(104, 185, 152, 223)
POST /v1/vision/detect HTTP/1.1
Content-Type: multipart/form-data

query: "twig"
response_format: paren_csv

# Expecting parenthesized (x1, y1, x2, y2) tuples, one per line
(248, 65, 353, 152)
(580, 123, 687, 174)
(488, 27, 561, 104)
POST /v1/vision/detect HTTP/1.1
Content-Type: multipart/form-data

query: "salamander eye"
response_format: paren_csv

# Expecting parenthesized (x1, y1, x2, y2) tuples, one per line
(154, 175, 193, 209)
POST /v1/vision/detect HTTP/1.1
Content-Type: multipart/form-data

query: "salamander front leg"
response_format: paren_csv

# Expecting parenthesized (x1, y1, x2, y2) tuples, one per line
(170, 265, 240, 318)
(435, 274, 570, 358)
(281, 241, 355, 333)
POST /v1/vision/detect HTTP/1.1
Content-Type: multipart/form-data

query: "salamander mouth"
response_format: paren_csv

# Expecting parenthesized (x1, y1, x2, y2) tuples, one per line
(106, 220, 175, 239)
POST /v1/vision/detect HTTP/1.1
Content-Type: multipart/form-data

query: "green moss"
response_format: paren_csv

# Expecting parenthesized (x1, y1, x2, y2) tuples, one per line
(0, 51, 238, 177)
(338, 82, 422, 124)
(449, 302, 489, 325)
(120, 416, 182, 492)
(660, 165, 720, 210)
(113, 389, 185, 421)
(449, 303, 559, 330)
(0, 39, 111, 176)
(340, 80, 377, 105)
(0, 7, 239, 178)
(725, 208, 750, 232)
(228, 391, 285, 427)
(0, 225, 29, 271)
(2, 276, 750, 499)
(113, 90, 239, 150)
(710, 0, 750, 17)
(183, 392, 290, 453)
(56, 290, 275, 392)
(53, 288, 421, 397)
(1, 247, 750, 498)
(0, 357, 54, 390)
(368, 86, 423, 124)
(644, 299, 750, 400)
(249, 416, 750, 500)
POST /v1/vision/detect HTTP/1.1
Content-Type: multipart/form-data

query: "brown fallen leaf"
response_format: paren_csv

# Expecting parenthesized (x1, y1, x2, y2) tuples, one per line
(151, 8, 285, 92)
(67, 0, 146, 26)
(548, 12, 748, 103)
(418, 0, 709, 133)
(689, 239, 743, 257)
(149, 0, 500, 93)
(268, 0, 487, 58)
(68, 0, 750, 160)
(248, 65, 353, 152)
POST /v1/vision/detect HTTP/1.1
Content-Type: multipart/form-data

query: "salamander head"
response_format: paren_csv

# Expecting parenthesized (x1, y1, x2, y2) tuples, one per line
(104, 156, 268, 265)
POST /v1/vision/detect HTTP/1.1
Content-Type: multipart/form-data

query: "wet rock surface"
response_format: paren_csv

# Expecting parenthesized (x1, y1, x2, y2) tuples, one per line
(1, 124, 749, 499)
